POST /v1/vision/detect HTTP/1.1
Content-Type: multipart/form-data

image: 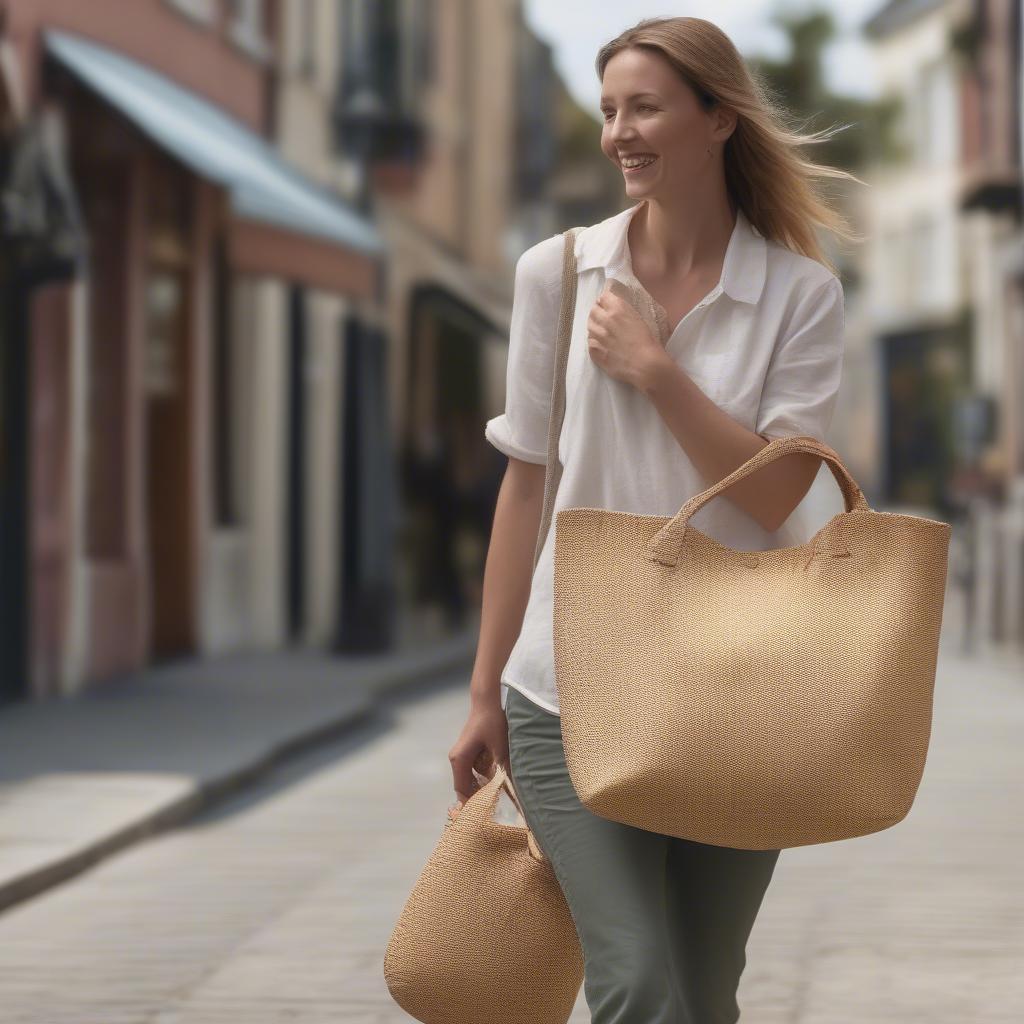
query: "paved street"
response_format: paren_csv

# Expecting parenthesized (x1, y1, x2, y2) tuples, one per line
(0, 643, 1021, 1022)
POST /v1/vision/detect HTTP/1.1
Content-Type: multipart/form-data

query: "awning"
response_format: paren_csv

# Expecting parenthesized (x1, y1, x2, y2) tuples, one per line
(43, 29, 384, 286)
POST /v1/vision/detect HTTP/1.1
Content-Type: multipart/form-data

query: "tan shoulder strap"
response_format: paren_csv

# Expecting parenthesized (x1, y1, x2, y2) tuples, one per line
(532, 226, 584, 571)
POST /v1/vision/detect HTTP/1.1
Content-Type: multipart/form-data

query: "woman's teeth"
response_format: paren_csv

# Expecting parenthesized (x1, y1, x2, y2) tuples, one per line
(622, 155, 658, 172)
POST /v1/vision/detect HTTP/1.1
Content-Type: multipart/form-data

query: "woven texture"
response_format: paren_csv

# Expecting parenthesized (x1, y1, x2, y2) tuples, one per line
(531, 229, 952, 849)
(550, 434, 952, 849)
(383, 765, 584, 1023)
(533, 227, 583, 570)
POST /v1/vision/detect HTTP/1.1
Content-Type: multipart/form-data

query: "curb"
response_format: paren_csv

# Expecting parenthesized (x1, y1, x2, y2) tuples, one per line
(0, 636, 476, 915)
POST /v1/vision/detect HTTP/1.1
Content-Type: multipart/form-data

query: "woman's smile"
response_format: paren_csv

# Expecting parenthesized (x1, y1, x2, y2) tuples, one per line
(621, 154, 660, 174)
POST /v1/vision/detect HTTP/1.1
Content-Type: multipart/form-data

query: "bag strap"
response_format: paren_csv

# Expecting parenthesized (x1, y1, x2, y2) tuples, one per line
(532, 226, 584, 571)
(645, 434, 872, 567)
(473, 764, 547, 863)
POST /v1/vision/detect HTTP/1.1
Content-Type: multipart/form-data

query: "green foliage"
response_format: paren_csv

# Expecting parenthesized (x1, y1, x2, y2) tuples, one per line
(747, 6, 906, 169)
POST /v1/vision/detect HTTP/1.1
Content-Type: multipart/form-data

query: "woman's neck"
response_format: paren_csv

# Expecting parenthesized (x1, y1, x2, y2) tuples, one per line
(630, 194, 737, 279)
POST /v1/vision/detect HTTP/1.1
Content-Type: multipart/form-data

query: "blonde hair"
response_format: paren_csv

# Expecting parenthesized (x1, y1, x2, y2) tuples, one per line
(596, 17, 866, 274)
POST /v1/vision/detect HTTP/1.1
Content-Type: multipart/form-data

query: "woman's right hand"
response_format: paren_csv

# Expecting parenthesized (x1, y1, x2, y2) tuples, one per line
(448, 694, 510, 806)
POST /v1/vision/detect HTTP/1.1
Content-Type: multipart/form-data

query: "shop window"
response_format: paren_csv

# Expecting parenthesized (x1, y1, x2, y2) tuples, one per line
(164, 0, 216, 25)
(229, 0, 270, 61)
(298, 1, 317, 77)
(81, 161, 130, 560)
(210, 236, 251, 527)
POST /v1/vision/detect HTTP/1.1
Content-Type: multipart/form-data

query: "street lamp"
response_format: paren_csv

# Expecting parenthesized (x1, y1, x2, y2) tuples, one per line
(331, 83, 388, 215)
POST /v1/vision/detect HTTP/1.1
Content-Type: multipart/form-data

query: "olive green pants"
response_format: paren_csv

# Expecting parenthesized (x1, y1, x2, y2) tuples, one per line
(505, 685, 781, 1024)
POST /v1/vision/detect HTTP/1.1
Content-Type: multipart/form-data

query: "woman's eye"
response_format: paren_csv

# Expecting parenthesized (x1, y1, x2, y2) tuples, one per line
(602, 105, 656, 120)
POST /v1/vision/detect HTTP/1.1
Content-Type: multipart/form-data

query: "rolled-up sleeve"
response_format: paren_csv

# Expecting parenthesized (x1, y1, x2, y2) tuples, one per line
(484, 234, 564, 464)
(755, 275, 845, 443)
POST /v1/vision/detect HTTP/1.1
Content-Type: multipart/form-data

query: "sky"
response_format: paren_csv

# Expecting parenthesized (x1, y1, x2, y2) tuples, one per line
(521, 0, 887, 119)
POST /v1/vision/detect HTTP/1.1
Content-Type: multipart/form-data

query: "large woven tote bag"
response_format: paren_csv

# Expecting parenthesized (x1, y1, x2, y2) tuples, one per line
(534, 229, 953, 851)
(383, 762, 584, 1024)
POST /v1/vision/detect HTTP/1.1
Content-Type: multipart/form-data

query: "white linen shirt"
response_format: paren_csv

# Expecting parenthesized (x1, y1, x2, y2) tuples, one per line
(485, 200, 845, 716)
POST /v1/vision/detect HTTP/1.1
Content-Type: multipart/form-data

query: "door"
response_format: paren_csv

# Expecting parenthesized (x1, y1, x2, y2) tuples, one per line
(144, 263, 194, 657)
(336, 314, 396, 650)
(286, 283, 306, 640)
(882, 323, 969, 516)
(0, 268, 29, 702)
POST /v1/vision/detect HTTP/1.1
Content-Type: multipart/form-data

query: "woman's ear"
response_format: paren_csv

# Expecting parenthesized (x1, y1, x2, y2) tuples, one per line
(713, 106, 738, 144)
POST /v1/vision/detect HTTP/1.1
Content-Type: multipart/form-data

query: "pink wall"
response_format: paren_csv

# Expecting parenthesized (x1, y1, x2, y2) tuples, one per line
(5, 0, 272, 132)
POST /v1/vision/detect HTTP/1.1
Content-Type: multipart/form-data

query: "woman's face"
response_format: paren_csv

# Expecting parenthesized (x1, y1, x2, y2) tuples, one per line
(599, 48, 728, 199)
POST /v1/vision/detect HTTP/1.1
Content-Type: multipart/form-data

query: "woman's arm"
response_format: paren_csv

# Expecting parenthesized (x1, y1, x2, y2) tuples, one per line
(468, 458, 544, 709)
(475, 234, 564, 689)
(447, 456, 543, 803)
(450, 233, 564, 802)
(638, 365, 820, 533)
(589, 274, 845, 534)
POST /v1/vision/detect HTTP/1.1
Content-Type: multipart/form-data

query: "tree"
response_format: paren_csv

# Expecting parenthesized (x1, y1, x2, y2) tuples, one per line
(747, 7, 905, 173)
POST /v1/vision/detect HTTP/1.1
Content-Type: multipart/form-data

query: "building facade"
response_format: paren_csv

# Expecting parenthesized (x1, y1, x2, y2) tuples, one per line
(0, 0, 384, 700)
(862, 0, 1023, 652)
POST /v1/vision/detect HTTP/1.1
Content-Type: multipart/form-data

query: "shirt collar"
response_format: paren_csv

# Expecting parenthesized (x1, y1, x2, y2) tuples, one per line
(573, 200, 767, 305)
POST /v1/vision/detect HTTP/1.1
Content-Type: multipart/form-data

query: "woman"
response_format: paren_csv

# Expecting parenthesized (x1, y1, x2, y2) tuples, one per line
(449, 16, 862, 1024)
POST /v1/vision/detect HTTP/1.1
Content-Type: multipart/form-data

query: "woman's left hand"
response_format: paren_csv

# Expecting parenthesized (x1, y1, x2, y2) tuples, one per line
(586, 282, 669, 390)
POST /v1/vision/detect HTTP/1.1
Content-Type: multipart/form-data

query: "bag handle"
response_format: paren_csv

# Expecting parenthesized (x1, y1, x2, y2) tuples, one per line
(469, 763, 548, 863)
(645, 434, 871, 568)
(533, 226, 585, 571)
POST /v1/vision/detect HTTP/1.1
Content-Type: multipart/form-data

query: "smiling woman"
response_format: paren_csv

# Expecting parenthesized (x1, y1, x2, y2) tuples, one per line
(458, 15, 869, 1024)
(581, 20, 865, 540)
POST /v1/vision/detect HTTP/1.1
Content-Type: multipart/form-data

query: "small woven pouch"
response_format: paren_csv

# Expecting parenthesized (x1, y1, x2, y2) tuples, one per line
(383, 763, 584, 1023)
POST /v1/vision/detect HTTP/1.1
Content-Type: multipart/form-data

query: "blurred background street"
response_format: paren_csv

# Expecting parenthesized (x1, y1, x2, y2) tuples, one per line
(0, 0, 1021, 1021)
(0, 629, 1021, 1023)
